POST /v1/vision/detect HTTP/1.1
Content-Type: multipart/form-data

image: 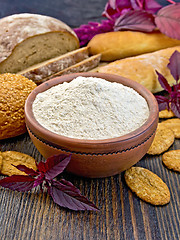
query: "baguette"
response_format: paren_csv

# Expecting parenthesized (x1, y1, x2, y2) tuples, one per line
(88, 31, 180, 61)
(98, 46, 180, 93)
(18, 47, 89, 84)
(0, 13, 79, 73)
(41, 54, 101, 82)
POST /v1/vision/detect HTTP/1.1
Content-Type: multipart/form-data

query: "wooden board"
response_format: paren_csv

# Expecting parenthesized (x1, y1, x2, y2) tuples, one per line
(0, 133, 179, 240)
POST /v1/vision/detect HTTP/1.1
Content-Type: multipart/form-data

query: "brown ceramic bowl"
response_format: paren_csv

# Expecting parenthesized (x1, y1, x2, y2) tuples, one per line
(25, 72, 159, 178)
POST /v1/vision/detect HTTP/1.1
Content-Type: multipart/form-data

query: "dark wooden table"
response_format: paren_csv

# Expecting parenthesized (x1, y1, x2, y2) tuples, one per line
(0, 1, 180, 239)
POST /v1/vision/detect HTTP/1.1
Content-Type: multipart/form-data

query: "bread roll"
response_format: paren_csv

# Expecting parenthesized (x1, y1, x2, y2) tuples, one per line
(98, 46, 180, 93)
(0, 73, 37, 140)
(0, 13, 79, 73)
(88, 31, 180, 61)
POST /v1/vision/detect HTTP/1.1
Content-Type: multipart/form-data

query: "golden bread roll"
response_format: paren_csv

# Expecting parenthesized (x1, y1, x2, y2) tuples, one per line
(88, 31, 180, 61)
(98, 46, 180, 93)
(0, 73, 37, 140)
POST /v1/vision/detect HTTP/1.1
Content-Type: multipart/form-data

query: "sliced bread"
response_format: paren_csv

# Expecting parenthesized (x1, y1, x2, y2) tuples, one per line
(0, 13, 79, 73)
(18, 47, 89, 84)
(41, 54, 101, 82)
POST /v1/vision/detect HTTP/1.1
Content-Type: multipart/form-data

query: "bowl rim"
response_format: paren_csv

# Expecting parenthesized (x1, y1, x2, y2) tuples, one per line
(25, 72, 159, 150)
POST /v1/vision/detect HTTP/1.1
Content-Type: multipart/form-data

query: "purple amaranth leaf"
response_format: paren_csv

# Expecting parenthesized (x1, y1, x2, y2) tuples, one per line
(155, 3, 180, 40)
(114, 10, 156, 32)
(144, 0, 162, 13)
(37, 161, 46, 173)
(74, 20, 114, 46)
(155, 70, 172, 93)
(12, 164, 38, 177)
(0, 153, 99, 211)
(170, 85, 180, 117)
(33, 174, 45, 188)
(170, 98, 180, 118)
(0, 175, 35, 192)
(103, 0, 161, 20)
(167, 51, 180, 83)
(44, 154, 72, 180)
(49, 179, 99, 211)
(102, 0, 132, 20)
(155, 95, 170, 111)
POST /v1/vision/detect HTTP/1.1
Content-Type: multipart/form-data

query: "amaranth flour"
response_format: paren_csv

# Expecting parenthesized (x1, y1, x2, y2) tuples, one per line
(32, 76, 149, 140)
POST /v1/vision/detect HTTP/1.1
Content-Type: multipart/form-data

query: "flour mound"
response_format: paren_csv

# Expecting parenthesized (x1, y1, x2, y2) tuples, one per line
(32, 76, 149, 140)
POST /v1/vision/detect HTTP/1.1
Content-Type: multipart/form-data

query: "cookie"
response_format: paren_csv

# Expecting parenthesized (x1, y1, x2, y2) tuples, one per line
(124, 167, 170, 205)
(0, 151, 37, 176)
(160, 118, 180, 139)
(162, 150, 180, 172)
(0, 154, 2, 171)
(159, 109, 175, 119)
(147, 124, 175, 155)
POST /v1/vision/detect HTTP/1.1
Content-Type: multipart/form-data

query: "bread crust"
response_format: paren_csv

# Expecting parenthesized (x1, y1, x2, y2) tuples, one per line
(41, 54, 101, 82)
(0, 14, 79, 73)
(0, 73, 37, 140)
(98, 46, 180, 93)
(0, 13, 78, 63)
(18, 47, 90, 84)
(88, 31, 180, 61)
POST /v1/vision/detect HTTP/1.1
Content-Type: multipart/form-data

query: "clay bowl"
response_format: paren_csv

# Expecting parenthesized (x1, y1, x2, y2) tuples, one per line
(25, 72, 159, 178)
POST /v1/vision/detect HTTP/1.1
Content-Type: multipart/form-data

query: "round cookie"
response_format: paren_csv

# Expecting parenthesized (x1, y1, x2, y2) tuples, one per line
(0, 73, 36, 140)
(159, 109, 175, 119)
(162, 150, 180, 172)
(147, 124, 175, 155)
(160, 118, 180, 139)
(125, 167, 170, 205)
(0, 151, 37, 176)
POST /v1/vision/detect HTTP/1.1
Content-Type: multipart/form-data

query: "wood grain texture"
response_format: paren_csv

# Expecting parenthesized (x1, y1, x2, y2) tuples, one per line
(0, 133, 179, 240)
(0, 1, 178, 239)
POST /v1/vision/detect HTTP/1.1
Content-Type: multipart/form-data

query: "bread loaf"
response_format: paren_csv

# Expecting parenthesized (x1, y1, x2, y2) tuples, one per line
(0, 13, 79, 73)
(18, 47, 89, 84)
(0, 73, 37, 140)
(88, 31, 180, 61)
(98, 46, 180, 93)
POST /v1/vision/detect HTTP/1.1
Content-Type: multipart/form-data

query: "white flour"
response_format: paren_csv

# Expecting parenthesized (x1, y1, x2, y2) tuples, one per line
(32, 76, 149, 140)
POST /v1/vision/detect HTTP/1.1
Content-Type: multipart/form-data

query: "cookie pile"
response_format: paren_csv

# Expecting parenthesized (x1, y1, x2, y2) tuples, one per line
(125, 110, 180, 206)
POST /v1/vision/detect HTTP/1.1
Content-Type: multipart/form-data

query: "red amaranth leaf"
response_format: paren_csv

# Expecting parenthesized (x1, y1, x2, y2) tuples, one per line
(33, 174, 45, 188)
(155, 3, 180, 40)
(37, 161, 46, 173)
(74, 20, 114, 46)
(102, 0, 161, 20)
(167, 50, 180, 82)
(0, 175, 35, 192)
(114, 10, 156, 32)
(44, 154, 71, 180)
(0, 153, 99, 211)
(12, 164, 38, 177)
(49, 179, 99, 211)
(144, 0, 162, 13)
(155, 95, 170, 111)
(102, 0, 132, 20)
(155, 70, 172, 93)
(171, 98, 180, 118)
